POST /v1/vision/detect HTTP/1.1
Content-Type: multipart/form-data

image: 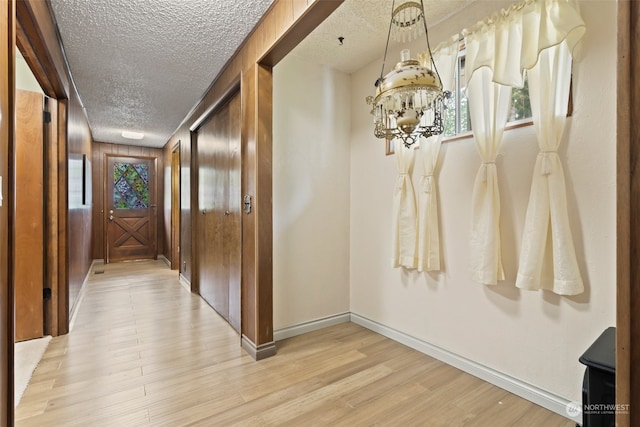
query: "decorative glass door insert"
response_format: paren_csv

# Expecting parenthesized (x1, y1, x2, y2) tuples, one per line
(113, 162, 149, 209)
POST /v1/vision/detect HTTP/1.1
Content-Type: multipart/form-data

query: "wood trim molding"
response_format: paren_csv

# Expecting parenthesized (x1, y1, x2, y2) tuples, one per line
(1, 0, 15, 422)
(617, 1, 638, 426)
(241, 335, 276, 361)
(57, 100, 69, 335)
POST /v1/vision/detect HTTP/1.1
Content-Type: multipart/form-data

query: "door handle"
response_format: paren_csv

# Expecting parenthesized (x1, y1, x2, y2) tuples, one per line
(109, 215, 114, 221)
(225, 210, 230, 216)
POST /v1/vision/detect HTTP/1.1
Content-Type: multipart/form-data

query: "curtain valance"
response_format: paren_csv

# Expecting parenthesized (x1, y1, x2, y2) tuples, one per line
(464, 0, 585, 87)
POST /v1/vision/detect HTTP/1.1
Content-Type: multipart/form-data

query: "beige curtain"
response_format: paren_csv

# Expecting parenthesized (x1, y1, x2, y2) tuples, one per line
(465, 0, 586, 87)
(516, 42, 583, 295)
(466, 66, 511, 285)
(391, 143, 417, 269)
(462, 0, 585, 289)
(418, 135, 442, 272)
(417, 38, 459, 272)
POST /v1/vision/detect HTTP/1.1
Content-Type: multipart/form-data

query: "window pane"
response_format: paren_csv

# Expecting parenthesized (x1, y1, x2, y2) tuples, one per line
(509, 73, 532, 121)
(458, 56, 471, 134)
(114, 162, 149, 209)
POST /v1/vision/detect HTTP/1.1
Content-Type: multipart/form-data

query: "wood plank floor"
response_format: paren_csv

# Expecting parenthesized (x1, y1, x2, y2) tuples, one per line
(16, 260, 574, 426)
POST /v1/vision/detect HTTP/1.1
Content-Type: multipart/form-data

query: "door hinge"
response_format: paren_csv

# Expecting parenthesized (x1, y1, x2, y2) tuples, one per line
(43, 288, 52, 300)
(43, 111, 52, 123)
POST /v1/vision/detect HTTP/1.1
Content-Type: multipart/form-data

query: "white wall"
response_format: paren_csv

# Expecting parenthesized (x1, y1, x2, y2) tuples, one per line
(350, 0, 616, 402)
(16, 48, 44, 93)
(273, 55, 351, 330)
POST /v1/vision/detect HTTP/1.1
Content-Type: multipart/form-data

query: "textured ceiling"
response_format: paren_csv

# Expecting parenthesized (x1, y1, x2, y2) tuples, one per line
(290, 0, 475, 74)
(50, 0, 275, 147)
(49, 0, 472, 148)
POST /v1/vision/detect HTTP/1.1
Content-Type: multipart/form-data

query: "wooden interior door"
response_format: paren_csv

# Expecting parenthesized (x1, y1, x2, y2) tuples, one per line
(15, 89, 44, 342)
(196, 92, 241, 332)
(105, 156, 157, 263)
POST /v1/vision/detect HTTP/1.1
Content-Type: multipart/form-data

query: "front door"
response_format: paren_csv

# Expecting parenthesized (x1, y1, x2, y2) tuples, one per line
(105, 156, 157, 263)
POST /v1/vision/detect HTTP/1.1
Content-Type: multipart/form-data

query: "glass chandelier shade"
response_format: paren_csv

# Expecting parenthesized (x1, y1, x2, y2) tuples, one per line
(367, 0, 446, 148)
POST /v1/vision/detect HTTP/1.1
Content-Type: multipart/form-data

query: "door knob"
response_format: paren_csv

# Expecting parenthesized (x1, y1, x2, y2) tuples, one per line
(109, 209, 114, 214)
(225, 210, 230, 216)
(109, 215, 114, 221)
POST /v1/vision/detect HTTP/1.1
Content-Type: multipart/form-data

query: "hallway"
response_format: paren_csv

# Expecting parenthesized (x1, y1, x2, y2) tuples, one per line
(15, 261, 573, 426)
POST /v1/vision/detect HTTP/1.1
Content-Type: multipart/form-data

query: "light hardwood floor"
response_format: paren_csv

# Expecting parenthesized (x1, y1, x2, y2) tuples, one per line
(16, 260, 574, 426)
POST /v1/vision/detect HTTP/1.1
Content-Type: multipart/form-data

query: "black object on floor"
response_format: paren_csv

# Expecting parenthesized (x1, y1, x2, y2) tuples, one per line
(578, 327, 616, 427)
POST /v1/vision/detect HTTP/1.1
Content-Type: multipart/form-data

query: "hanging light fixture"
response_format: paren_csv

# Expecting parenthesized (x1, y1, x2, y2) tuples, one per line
(366, 0, 446, 148)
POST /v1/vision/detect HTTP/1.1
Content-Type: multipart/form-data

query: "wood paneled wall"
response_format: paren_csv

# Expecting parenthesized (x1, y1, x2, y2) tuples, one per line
(15, 0, 95, 326)
(161, 0, 342, 357)
(0, 0, 15, 422)
(92, 142, 165, 261)
(617, 1, 640, 425)
(67, 95, 92, 314)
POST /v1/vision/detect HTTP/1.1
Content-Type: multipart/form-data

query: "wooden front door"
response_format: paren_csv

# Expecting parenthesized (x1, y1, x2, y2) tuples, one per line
(15, 89, 44, 342)
(196, 92, 241, 332)
(105, 156, 157, 263)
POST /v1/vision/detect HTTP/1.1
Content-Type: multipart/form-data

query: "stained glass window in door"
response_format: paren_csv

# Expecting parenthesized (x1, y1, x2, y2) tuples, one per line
(114, 162, 149, 209)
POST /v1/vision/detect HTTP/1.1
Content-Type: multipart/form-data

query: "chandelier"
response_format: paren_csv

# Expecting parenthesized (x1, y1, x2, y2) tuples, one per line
(366, 0, 445, 148)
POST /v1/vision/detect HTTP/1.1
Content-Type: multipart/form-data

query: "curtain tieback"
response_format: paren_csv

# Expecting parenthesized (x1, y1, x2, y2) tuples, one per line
(481, 161, 496, 182)
(538, 150, 558, 176)
(422, 175, 434, 193)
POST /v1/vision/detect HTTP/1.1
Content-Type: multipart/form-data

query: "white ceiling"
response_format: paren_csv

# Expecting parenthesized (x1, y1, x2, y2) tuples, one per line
(49, 0, 472, 148)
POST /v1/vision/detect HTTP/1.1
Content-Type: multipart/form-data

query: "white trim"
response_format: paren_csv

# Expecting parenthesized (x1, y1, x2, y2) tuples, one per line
(69, 259, 101, 331)
(273, 312, 351, 342)
(350, 313, 580, 424)
(178, 273, 191, 293)
(158, 255, 171, 267)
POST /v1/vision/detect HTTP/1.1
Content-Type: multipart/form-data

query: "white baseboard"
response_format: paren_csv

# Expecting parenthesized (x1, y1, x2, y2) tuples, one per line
(273, 312, 351, 342)
(350, 313, 580, 424)
(178, 273, 191, 293)
(69, 259, 99, 332)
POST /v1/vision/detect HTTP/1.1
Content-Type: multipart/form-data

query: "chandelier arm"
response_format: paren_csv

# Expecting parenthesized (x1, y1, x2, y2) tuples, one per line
(420, 0, 443, 90)
(378, 0, 397, 85)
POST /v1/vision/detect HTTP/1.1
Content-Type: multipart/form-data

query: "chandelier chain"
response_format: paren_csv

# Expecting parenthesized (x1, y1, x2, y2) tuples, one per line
(378, 0, 397, 86)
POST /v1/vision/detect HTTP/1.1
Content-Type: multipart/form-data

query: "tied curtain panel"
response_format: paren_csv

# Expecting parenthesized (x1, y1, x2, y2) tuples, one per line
(463, 0, 585, 294)
(516, 42, 583, 295)
(466, 66, 511, 285)
(417, 38, 460, 272)
(391, 143, 418, 269)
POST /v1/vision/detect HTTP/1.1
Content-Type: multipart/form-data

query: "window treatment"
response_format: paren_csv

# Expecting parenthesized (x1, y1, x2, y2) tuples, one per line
(467, 66, 511, 285)
(516, 42, 583, 295)
(418, 135, 442, 272)
(391, 143, 417, 269)
(464, 0, 586, 87)
(461, 0, 585, 290)
(416, 38, 459, 272)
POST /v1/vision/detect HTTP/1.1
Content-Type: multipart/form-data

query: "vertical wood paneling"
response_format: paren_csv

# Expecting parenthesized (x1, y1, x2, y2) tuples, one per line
(66, 94, 92, 315)
(241, 66, 257, 344)
(163, 0, 343, 356)
(618, 1, 640, 425)
(255, 64, 273, 346)
(0, 0, 15, 421)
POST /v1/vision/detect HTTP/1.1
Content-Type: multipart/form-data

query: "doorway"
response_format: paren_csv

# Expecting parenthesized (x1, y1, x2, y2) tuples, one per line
(195, 91, 241, 332)
(104, 155, 157, 263)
